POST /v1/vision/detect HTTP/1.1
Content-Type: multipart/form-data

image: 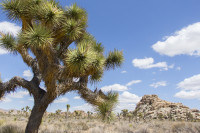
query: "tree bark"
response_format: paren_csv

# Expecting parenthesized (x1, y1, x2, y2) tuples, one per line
(25, 102, 48, 133)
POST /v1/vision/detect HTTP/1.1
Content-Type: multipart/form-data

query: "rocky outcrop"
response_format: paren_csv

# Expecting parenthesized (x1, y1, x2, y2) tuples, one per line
(134, 95, 200, 121)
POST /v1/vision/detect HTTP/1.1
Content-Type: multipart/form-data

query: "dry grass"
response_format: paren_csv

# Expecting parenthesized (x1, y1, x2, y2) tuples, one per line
(0, 113, 200, 133)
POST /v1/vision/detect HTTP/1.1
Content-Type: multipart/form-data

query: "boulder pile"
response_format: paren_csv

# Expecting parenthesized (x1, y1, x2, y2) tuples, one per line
(134, 95, 200, 121)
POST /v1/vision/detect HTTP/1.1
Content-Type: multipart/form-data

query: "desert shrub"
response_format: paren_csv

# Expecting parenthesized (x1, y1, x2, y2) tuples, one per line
(172, 123, 186, 133)
(135, 128, 150, 133)
(0, 120, 5, 126)
(171, 122, 198, 133)
(0, 124, 24, 133)
(77, 122, 89, 131)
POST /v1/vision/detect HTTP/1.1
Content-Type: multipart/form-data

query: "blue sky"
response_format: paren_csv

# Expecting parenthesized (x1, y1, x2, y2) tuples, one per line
(1, 0, 200, 112)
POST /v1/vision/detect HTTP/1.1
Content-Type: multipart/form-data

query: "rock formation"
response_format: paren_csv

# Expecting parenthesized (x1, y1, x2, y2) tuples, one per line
(134, 95, 200, 121)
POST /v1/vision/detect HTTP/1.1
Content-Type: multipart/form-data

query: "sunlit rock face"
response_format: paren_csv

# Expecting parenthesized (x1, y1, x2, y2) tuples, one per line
(134, 95, 200, 121)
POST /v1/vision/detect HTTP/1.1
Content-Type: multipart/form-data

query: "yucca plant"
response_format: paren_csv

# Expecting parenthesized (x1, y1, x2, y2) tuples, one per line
(96, 91, 119, 122)
(66, 104, 70, 120)
(0, 0, 123, 132)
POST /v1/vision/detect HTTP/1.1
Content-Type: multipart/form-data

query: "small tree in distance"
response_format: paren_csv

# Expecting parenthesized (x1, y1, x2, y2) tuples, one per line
(66, 104, 70, 120)
(0, 0, 123, 132)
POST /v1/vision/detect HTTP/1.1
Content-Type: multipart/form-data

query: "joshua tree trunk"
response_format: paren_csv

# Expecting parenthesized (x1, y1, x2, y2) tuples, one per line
(25, 101, 49, 133)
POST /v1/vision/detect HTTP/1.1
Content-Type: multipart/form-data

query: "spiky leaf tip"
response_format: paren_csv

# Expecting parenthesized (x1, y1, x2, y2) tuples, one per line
(65, 3, 87, 21)
(64, 19, 86, 41)
(105, 49, 124, 70)
(0, 33, 17, 53)
(65, 44, 97, 76)
(36, 1, 64, 26)
(19, 24, 53, 49)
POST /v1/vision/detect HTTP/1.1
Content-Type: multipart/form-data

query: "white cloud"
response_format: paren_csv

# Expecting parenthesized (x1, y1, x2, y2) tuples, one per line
(0, 21, 21, 55)
(71, 103, 94, 112)
(0, 21, 21, 36)
(23, 70, 33, 81)
(152, 22, 200, 56)
(54, 97, 68, 103)
(8, 91, 29, 98)
(73, 96, 81, 100)
(28, 98, 34, 101)
(150, 81, 167, 88)
(70, 92, 141, 113)
(175, 74, 200, 99)
(121, 71, 127, 74)
(101, 84, 129, 92)
(1, 97, 12, 103)
(176, 67, 181, 71)
(126, 80, 141, 87)
(177, 74, 200, 91)
(175, 90, 200, 100)
(0, 48, 8, 55)
(132, 57, 172, 71)
(116, 91, 141, 112)
(119, 91, 141, 103)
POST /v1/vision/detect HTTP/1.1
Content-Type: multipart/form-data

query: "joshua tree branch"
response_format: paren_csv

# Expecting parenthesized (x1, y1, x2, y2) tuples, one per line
(0, 76, 35, 99)
(18, 47, 42, 86)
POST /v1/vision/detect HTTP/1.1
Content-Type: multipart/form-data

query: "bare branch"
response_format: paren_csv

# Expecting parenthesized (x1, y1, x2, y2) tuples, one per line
(0, 76, 32, 98)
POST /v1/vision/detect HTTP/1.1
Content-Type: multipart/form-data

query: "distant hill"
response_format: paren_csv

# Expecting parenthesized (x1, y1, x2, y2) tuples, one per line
(0, 108, 8, 113)
(134, 95, 200, 121)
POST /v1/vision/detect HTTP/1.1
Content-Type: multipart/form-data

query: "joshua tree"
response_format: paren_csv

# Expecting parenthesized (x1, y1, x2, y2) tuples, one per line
(121, 109, 128, 120)
(87, 111, 91, 119)
(96, 91, 118, 122)
(127, 112, 133, 123)
(66, 104, 70, 119)
(56, 109, 62, 115)
(0, 0, 123, 132)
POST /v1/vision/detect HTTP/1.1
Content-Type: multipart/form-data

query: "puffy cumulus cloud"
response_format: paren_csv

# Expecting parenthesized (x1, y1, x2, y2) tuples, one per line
(0, 48, 8, 55)
(54, 98, 69, 103)
(132, 57, 173, 71)
(0, 21, 21, 36)
(0, 21, 21, 55)
(70, 92, 141, 113)
(177, 74, 200, 91)
(126, 80, 141, 87)
(175, 74, 200, 100)
(8, 91, 29, 98)
(175, 90, 200, 99)
(101, 84, 129, 92)
(1, 97, 12, 103)
(152, 22, 200, 56)
(119, 91, 141, 103)
(71, 103, 94, 112)
(73, 96, 81, 100)
(150, 81, 167, 88)
(116, 91, 141, 112)
(23, 70, 33, 81)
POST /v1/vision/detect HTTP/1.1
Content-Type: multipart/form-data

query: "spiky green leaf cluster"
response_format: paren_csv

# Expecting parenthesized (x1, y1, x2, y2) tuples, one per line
(1, 0, 42, 21)
(64, 19, 86, 41)
(1, 0, 124, 85)
(19, 24, 53, 48)
(0, 33, 17, 53)
(105, 49, 124, 70)
(96, 91, 119, 122)
(65, 43, 103, 77)
(64, 3, 87, 21)
(35, 1, 63, 26)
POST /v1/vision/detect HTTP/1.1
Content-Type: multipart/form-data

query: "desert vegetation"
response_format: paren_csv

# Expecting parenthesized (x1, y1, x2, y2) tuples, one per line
(0, 109, 200, 133)
(0, 0, 123, 132)
(0, 0, 200, 133)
